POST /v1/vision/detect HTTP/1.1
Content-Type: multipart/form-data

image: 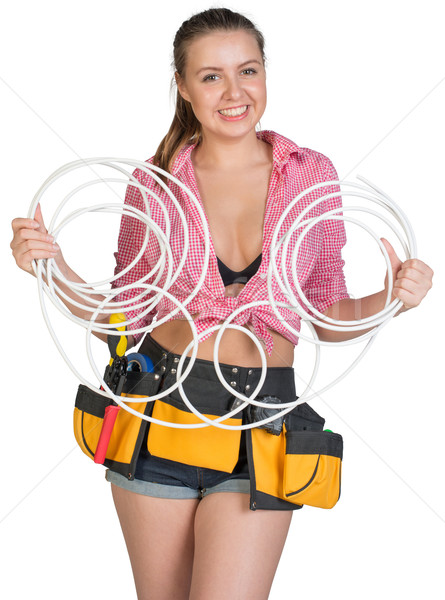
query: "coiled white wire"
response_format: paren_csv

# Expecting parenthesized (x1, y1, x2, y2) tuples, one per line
(29, 159, 417, 430)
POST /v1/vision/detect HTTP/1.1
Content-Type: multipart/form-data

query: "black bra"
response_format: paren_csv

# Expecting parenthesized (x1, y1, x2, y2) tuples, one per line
(217, 253, 262, 286)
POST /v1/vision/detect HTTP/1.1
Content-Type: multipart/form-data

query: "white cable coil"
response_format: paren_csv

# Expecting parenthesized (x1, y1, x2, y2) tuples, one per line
(29, 158, 417, 430)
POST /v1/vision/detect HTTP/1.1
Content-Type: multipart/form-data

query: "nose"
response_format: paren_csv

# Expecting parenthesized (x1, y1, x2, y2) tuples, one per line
(223, 75, 243, 101)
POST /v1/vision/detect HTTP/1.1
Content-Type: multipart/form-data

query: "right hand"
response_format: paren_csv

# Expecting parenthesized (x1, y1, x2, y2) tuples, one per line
(10, 204, 62, 276)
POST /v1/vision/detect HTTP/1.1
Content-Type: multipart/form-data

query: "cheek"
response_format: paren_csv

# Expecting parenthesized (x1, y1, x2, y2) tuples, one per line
(189, 87, 218, 114)
(246, 81, 267, 103)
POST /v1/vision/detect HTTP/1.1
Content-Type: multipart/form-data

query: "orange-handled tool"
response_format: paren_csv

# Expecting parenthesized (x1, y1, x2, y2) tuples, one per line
(94, 313, 127, 464)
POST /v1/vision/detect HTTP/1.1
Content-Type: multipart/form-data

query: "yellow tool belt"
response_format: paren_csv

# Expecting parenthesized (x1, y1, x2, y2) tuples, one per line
(73, 336, 343, 511)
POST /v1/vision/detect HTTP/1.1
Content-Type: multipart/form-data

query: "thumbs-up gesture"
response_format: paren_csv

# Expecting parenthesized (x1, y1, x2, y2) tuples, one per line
(10, 204, 63, 276)
(381, 238, 433, 312)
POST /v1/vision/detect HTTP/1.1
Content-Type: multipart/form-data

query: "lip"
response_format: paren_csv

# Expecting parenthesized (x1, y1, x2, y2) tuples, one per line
(217, 105, 250, 121)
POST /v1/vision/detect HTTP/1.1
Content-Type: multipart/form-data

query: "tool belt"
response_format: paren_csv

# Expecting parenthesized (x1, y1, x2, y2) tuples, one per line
(73, 369, 162, 478)
(73, 335, 343, 511)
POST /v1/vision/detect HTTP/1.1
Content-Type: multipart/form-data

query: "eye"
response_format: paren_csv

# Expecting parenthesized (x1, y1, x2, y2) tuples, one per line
(241, 68, 257, 76)
(202, 73, 220, 82)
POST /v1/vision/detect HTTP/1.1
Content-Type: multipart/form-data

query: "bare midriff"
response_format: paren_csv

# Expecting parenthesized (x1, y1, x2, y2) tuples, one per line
(150, 284, 295, 368)
(150, 317, 294, 368)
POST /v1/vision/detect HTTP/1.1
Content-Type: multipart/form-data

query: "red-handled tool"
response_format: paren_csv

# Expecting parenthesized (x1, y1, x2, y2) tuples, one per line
(94, 313, 127, 464)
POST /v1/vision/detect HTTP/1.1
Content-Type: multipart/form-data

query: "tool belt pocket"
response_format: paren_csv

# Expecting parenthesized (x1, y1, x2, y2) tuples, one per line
(246, 402, 342, 511)
(147, 393, 242, 473)
(73, 383, 151, 465)
(283, 430, 343, 509)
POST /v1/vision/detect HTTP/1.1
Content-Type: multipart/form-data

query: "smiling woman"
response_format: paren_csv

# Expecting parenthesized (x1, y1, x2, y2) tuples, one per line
(9, 5, 434, 600)
(153, 10, 267, 175)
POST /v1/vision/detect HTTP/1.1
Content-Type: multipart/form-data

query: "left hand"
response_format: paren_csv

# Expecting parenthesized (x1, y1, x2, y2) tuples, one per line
(381, 238, 433, 312)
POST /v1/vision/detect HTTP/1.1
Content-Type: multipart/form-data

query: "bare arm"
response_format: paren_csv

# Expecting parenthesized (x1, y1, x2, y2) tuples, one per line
(314, 239, 434, 343)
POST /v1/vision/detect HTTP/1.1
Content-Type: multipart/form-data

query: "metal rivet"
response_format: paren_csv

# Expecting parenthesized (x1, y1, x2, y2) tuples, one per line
(230, 381, 237, 387)
(154, 374, 160, 380)
(161, 365, 166, 372)
(173, 357, 179, 363)
(248, 369, 253, 375)
(232, 367, 238, 374)
(245, 385, 251, 391)
(171, 368, 177, 374)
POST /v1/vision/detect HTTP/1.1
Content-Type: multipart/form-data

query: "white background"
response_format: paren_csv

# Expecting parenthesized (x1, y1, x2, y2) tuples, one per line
(1, 0, 444, 598)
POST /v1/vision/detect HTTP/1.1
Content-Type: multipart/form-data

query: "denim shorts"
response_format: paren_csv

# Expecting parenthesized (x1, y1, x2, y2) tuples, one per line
(105, 428, 251, 499)
(105, 335, 296, 502)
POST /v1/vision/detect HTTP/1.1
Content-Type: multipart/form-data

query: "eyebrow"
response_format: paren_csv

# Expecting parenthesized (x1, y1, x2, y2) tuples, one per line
(196, 59, 262, 76)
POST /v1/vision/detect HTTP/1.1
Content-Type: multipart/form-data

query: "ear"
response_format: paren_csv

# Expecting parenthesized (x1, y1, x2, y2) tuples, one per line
(175, 72, 191, 102)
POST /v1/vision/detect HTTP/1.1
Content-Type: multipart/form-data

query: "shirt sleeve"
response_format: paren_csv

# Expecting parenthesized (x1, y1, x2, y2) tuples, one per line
(111, 168, 159, 343)
(302, 158, 350, 314)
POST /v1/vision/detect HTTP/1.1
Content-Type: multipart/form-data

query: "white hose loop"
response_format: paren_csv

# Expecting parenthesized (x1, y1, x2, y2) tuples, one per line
(263, 177, 416, 412)
(271, 209, 396, 340)
(212, 300, 320, 408)
(43, 202, 172, 333)
(29, 160, 417, 430)
(30, 158, 208, 428)
(173, 321, 320, 431)
(29, 158, 211, 334)
(269, 179, 416, 340)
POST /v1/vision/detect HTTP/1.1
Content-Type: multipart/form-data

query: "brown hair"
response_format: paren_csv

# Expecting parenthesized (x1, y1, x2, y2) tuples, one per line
(153, 8, 266, 176)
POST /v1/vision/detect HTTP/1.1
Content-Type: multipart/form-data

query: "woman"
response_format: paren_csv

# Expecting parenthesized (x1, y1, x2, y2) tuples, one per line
(11, 8, 433, 600)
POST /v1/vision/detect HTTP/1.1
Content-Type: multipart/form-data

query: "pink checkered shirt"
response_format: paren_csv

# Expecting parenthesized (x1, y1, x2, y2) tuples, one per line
(112, 130, 349, 355)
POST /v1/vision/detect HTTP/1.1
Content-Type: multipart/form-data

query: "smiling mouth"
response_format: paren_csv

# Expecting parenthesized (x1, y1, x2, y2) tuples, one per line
(218, 105, 248, 117)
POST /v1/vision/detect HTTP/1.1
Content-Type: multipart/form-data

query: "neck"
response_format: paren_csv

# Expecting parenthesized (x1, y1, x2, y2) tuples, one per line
(192, 130, 269, 170)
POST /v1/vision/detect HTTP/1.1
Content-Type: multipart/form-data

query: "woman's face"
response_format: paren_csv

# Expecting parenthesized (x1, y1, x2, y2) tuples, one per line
(176, 30, 267, 143)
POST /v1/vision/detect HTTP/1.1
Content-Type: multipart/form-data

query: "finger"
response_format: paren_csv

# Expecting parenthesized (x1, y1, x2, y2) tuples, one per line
(10, 229, 55, 253)
(22, 238, 59, 253)
(394, 277, 431, 307)
(12, 228, 54, 244)
(34, 203, 48, 234)
(392, 286, 422, 309)
(15, 248, 59, 273)
(393, 277, 419, 295)
(11, 217, 41, 234)
(21, 248, 59, 262)
(394, 266, 426, 285)
(395, 265, 434, 293)
(399, 258, 434, 278)
(380, 237, 402, 272)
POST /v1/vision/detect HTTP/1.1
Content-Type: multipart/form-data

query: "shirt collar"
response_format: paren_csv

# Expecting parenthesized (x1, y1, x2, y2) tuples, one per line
(171, 130, 304, 176)
(256, 130, 305, 170)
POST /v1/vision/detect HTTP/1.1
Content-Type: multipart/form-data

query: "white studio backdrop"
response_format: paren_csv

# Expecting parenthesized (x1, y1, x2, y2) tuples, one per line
(0, 0, 443, 598)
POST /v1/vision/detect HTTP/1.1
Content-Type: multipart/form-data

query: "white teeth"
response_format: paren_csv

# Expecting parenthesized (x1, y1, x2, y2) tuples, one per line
(218, 105, 248, 117)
